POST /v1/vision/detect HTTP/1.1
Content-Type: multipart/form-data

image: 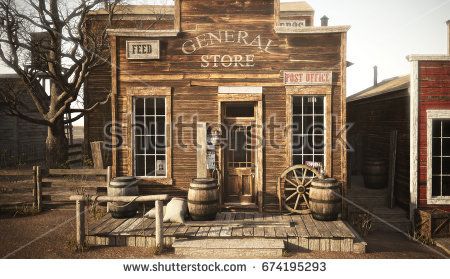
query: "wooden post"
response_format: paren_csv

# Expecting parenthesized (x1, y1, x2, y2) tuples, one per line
(106, 166, 112, 186)
(32, 166, 37, 209)
(155, 200, 164, 248)
(36, 166, 42, 212)
(90, 141, 104, 169)
(196, 122, 208, 178)
(75, 199, 86, 247)
(387, 130, 398, 208)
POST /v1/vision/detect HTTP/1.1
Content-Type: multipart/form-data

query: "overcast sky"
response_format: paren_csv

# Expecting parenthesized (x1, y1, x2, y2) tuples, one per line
(1, 0, 449, 102)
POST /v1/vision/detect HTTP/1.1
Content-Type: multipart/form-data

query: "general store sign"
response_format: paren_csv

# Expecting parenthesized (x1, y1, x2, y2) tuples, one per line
(284, 71, 333, 86)
(126, 40, 160, 60)
(181, 30, 274, 68)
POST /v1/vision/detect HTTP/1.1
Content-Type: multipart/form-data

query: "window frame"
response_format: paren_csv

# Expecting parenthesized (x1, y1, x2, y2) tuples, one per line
(286, 86, 332, 176)
(128, 87, 172, 185)
(427, 110, 450, 204)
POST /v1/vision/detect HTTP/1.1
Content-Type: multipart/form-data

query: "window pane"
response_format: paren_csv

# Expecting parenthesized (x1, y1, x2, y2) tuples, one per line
(303, 98, 314, 114)
(135, 98, 144, 115)
(135, 136, 146, 155)
(293, 97, 302, 115)
(442, 176, 450, 196)
(146, 98, 155, 115)
(313, 135, 325, 153)
(313, 116, 325, 134)
(432, 176, 441, 196)
(443, 138, 450, 156)
(432, 157, 441, 175)
(293, 116, 301, 134)
(156, 98, 165, 115)
(136, 155, 145, 176)
(135, 117, 145, 135)
(156, 116, 165, 135)
(226, 103, 254, 117)
(443, 157, 450, 174)
(156, 155, 166, 176)
(303, 155, 313, 165)
(432, 138, 441, 156)
(156, 136, 166, 154)
(442, 120, 450, 137)
(303, 116, 313, 134)
(145, 116, 155, 135)
(293, 135, 303, 154)
(314, 155, 324, 166)
(432, 120, 441, 137)
(315, 97, 324, 114)
(146, 155, 156, 177)
(304, 135, 313, 154)
(293, 155, 303, 165)
(149, 136, 156, 155)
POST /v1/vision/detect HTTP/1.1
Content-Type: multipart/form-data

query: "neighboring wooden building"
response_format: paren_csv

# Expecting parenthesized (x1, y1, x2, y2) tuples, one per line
(88, 0, 350, 212)
(0, 74, 47, 166)
(347, 75, 410, 209)
(348, 21, 450, 223)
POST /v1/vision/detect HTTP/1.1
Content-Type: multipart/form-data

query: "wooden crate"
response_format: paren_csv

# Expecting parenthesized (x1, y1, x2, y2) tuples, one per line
(415, 209, 450, 240)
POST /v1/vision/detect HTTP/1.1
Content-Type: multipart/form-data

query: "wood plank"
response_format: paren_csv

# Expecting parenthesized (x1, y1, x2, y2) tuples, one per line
(282, 215, 298, 237)
(173, 224, 189, 237)
(96, 218, 127, 236)
(273, 214, 287, 238)
(253, 212, 265, 237)
(185, 226, 200, 237)
(290, 214, 309, 238)
(312, 219, 333, 238)
(333, 221, 355, 238)
(164, 222, 182, 237)
(323, 220, 344, 238)
(110, 218, 139, 235)
(219, 212, 235, 237)
(136, 218, 155, 236)
(48, 168, 107, 176)
(196, 226, 211, 237)
(231, 213, 244, 237)
(263, 214, 276, 238)
(89, 215, 114, 235)
(124, 218, 148, 235)
(302, 215, 321, 238)
(243, 213, 254, 237)
(207, 225, 222, 237)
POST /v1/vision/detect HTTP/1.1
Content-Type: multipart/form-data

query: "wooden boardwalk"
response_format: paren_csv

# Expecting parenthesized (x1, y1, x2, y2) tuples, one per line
(86, 212, 364, 253)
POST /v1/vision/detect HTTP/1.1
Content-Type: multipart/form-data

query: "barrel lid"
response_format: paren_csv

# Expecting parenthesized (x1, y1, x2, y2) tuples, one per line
(112, 176, 136, 182)
(311, 177, 339, 187)
(191, 178, 216, 183)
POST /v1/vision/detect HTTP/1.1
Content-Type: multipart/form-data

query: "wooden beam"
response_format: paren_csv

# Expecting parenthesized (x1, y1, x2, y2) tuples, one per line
(387, 130, 398, 208)
(69, 194, 170, 202)
(75, 200, 86, 248)
(48, 168, 108, 176)
(174, 0, 181, 31)
(410, 60, 419, 222)
(197, 122, 208, 179)
(36, 166, 42, 212)
(155, 200, 164, 248)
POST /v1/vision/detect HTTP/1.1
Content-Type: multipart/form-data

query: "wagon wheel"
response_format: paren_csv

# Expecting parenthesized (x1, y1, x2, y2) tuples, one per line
(279, 165, 320, 214)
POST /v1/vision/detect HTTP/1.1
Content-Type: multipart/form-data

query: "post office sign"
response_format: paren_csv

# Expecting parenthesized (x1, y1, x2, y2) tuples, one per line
(126, 40, 160, 60)
(284, 71, 333, 86)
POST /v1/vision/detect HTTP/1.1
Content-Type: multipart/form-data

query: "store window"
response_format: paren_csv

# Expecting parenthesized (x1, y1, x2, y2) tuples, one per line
(292, 96, 326, 171)
(431, 119, 450, 198)
(133, 97, 167, 177)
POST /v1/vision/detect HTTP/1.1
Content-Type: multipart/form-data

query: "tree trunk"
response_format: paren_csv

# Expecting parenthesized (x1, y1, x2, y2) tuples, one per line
(45, 116, 68, 168)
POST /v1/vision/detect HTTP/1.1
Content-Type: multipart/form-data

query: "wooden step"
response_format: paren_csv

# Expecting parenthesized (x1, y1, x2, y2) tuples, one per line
(173, 238, 285, 258)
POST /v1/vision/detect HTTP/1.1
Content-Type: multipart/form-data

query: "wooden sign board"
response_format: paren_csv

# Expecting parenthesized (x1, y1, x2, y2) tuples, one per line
(284, 71, 332, 86)
(126, 40, 160, 60)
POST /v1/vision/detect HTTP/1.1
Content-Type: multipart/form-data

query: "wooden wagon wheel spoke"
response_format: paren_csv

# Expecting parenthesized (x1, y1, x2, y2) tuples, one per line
(303, 194, 310, 209)
(304, 179, 313, 187)
(294, 194, 301, 210)
(286, 191, 298, 202)
(285, 188, 297, 191)
(293, 169, 301, 185)
(285, 178, 298, 187)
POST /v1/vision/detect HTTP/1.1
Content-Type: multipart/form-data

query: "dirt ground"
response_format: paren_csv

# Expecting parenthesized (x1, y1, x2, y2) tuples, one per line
(0, 209, 447, 259)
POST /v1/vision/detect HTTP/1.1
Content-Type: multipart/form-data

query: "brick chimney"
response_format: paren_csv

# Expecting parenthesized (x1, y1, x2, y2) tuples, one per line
(321, 15, 329, 27)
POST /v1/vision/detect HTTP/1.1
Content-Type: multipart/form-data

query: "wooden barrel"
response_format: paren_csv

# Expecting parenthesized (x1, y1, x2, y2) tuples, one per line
(188, 178, 218, 221)
(310, 178, 341, 221)
(108, 177, 139, 219)
(363, 158, 387, 189)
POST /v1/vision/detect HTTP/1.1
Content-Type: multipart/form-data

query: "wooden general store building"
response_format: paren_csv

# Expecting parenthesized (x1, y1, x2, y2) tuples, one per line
(86, 0, 350, 212)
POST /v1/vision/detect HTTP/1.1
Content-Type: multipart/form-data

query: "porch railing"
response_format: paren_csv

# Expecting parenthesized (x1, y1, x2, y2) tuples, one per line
(69, 194, 170, 248)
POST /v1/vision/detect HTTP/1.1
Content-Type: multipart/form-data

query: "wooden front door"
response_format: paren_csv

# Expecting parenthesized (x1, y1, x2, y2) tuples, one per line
(224, 120, 256, 204)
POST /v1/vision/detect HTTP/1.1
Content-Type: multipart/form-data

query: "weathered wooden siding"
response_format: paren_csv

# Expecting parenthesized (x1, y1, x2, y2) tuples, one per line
(347, 91, 410, 208)
(0, 77, 46, 165)
(418, 60, 450, 211)
(111, 0, 347, 211)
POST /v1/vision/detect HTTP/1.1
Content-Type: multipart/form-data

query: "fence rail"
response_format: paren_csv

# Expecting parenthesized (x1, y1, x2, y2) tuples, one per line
(0, 166, 111, 211)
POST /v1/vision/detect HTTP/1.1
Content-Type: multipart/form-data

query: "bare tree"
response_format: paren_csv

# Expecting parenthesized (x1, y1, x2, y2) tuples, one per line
(0, 0, 121, 167)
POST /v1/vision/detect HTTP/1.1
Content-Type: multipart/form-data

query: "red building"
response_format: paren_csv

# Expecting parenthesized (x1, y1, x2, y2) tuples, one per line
(348, 21, 450, 227)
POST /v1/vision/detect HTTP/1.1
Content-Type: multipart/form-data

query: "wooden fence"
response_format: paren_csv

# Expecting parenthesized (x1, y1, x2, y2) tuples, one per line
(0, 166, 111, 212)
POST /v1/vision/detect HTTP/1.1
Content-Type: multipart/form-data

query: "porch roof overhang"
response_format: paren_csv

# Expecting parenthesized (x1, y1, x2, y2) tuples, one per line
(274, 25, 351, 34)
(106, 29, 180, 37)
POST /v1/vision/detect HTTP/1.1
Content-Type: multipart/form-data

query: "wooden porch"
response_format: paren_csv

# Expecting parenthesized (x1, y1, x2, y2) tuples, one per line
(85, 212, 366, 254)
